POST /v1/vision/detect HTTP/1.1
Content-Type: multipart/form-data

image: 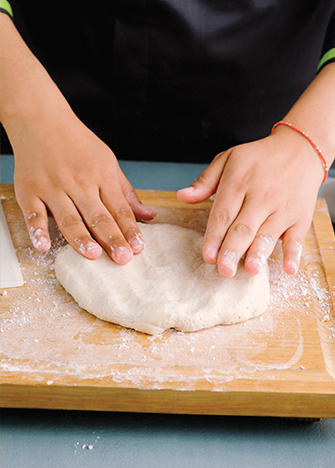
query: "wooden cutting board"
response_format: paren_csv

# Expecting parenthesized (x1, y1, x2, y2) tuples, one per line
(1, 184, 335, 418)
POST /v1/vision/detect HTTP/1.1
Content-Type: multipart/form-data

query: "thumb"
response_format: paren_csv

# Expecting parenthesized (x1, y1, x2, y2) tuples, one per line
(177, 151, 228, 204)
(118, 166, 156, 221)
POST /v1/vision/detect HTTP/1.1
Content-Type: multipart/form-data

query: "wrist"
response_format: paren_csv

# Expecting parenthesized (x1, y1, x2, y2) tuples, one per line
(279, 63, 335, 171)
(270, 124, 326, 185)
(0, 13, 71, 141)
(1, 83, 72, 152)
(271, 121, 328, 183)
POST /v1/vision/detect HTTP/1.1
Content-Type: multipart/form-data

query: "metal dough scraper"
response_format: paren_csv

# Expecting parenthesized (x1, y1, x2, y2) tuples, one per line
(0, 202, 24, 288)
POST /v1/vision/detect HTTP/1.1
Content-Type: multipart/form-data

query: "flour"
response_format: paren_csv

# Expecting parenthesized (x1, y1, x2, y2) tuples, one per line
(55, 223, 270, 335)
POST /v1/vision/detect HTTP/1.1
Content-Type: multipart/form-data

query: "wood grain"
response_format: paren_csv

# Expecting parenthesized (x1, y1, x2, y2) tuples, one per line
(1, 185, 335, 417)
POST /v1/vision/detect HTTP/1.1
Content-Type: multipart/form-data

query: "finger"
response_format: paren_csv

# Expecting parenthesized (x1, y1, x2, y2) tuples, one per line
(214, 200, 275, 277)
(47, 193, 104, 260)
(281, 228, 305, 275)
(245, 217, 306, 276)
(18, 195, 51, 252)
(100, 187, 146, 256)
(243, 212, 282, 274)
(177, 151, 229, 204)
(68, 193, 135, 263)
(55, 184, 143, 263)
(216, 219, 260, 277)
(202, 180, 246, 267)
(118, 167, 156, 221)
(90, 211, 135, 262)
(244, 232, 275, 275)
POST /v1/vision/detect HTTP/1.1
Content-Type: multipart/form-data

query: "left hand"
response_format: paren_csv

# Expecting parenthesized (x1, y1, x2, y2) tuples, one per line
(177, 126, 324, 277)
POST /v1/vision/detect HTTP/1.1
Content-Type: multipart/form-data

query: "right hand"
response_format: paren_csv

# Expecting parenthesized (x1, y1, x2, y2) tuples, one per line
(0, 13, 155, 263)
(12, 109, 156, 263)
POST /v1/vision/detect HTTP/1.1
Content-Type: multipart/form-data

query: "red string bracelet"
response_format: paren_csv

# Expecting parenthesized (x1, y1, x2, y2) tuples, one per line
(271, 120, 328, 183)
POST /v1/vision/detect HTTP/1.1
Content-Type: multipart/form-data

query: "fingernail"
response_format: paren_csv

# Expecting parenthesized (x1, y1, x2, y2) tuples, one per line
(286, 259, 299, 275)
(248, 252, 266, 271)
(221, 250, 239, 276)
(206, 246, 218, 262)
(78, 241, 102, 257)
(112, 246, 133, 263)
(180, 186, 195, 194)
(141, 206, 156, 216)
(129, 233, 146, 253)
(29, 227, 51, 251)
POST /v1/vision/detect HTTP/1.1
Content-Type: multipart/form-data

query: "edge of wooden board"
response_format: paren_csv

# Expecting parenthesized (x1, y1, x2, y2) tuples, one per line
(312, 198, 335, 312)
(308, 199, 335, 381)
(1, 384, 335, 418)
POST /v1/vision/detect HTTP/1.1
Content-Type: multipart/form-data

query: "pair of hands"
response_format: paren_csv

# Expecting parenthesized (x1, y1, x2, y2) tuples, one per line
(13, 110, 323, 278)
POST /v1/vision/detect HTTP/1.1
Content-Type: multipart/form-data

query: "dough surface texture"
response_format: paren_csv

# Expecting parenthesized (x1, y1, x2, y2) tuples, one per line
(55, 223, 270, 335)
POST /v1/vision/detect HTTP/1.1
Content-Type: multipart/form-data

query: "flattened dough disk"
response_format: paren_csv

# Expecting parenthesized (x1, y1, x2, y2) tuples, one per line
(55, 223, 270, 335)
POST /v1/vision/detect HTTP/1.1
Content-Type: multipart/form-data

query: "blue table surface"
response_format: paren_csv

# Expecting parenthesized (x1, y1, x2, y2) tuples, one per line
(1, 154, 335, 468)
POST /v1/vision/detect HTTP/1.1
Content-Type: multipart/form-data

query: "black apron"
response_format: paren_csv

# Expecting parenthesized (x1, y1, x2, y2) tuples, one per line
(4, 0, 335, 162)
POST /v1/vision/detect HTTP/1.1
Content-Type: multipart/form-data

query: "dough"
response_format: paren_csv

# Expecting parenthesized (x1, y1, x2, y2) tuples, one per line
(55, 223, 270, 335)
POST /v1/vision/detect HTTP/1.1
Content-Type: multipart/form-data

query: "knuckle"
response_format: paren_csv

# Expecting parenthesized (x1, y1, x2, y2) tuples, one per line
(107, 235, 121, 244)
(282, 234, 303, 253)
(59, 214, 83, 229)
(91, 213, 113, 228)
(211, 208, 232, 225)
(73, 234, 92, 245)
(18, 179, 37, 194)
(113, 207, 134, 220)
(230, 177, 247, 194)
(204, 225, 218, 242)
(124, 225, 139, 239)
(233, 223, 254, 240)
(255, 232, 274, 249)
(123, 183, 138, 200)
(26, 211, 43, 224)
(213, 151, 226, 161)
(107, 235, 126, 249)
(194, 171, 212, 187)
(71, 171, 89, 187)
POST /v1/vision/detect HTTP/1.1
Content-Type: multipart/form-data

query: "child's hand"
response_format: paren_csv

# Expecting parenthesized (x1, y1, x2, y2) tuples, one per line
(0, 13, 155, 263)
(178, 127, 324, 276)
(13, 111, 156, 263)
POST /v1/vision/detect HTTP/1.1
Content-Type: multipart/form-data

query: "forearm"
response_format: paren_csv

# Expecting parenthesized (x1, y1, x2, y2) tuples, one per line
(277, 63, 335, 175)
(0, 13, 71, 141)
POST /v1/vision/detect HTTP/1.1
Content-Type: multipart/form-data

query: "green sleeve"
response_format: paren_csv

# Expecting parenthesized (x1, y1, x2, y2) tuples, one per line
(0, 0, 13, 17)
(317, 47, 335, 72)
(317, 9, 335, 72)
